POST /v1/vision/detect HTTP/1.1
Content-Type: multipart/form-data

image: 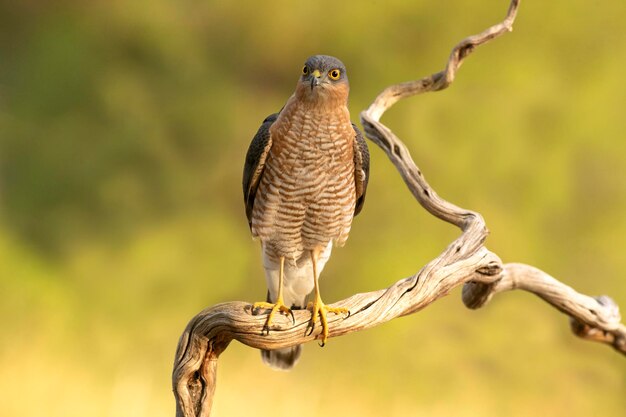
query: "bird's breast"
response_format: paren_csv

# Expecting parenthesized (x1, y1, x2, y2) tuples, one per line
(268, 100, 355, 195)
(251, 99, 357, 261)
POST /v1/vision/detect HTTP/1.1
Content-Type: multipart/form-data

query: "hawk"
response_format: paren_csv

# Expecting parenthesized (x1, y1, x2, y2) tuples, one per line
(243, 55, 370, 370)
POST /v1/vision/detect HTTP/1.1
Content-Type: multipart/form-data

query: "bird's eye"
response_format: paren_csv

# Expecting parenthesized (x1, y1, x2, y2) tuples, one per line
(328, 69, 341, 80)
(302, 66, 309, 75)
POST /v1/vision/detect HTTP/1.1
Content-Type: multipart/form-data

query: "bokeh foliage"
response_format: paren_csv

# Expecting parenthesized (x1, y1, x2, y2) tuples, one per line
(1, 1, 625, 416)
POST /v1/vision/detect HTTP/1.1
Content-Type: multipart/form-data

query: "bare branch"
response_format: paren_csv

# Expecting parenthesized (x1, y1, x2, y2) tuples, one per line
(463, 263, 626, 353)
(172, 0, 624, 415)
(364, 0, 520, 121)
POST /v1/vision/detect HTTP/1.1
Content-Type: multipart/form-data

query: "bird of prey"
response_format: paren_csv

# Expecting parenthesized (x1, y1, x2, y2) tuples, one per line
(243, 55, 369, 370)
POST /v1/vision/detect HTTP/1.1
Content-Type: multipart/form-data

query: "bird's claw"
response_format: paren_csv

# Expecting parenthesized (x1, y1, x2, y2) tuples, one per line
(306, 299, 350, 346)
(305, 321, 315, 337)
(252, 300, 295, 335)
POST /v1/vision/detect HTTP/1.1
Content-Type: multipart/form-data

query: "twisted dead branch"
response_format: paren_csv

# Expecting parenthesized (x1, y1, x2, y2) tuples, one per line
(172, 1, 625, 415)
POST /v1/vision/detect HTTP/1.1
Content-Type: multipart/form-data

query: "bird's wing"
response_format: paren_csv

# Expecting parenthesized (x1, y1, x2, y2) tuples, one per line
(352, 123, 370, 216)
(243, 113, 278, 228)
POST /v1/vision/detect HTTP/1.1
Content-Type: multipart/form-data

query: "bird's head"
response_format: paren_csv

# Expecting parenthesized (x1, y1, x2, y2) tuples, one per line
(295, 55, 349, 105)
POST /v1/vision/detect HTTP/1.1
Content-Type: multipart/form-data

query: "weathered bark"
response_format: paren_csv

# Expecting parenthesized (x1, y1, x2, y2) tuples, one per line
(172, 1, 625, 415)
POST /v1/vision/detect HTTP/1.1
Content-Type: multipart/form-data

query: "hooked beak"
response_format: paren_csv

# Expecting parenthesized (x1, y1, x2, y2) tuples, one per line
(310, 69, 322, 91)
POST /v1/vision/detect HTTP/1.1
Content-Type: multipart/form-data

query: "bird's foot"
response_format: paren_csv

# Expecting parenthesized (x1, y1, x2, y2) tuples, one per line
(306, 297, 350, 346)
(252, 300, 295, 334)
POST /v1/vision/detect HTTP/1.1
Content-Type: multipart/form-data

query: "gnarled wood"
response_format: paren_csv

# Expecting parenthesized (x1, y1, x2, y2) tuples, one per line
(172, 1, 625, 415)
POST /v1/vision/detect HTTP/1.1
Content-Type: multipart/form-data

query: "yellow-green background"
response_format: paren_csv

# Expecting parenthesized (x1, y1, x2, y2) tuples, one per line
(1, 1, 625, 416)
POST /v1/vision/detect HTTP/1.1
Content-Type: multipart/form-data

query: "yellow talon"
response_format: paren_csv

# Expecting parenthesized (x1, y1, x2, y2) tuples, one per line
(253, 299, 294, 334)
(252, 256, 295, 334)
(305, 249, 350, 346)
(306, 297, 349, 346)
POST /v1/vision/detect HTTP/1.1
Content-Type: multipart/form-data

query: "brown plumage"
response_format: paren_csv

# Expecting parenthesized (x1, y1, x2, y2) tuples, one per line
(243, 55, 369, 370)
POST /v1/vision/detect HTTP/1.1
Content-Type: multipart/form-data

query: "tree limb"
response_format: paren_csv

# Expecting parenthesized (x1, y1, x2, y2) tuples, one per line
(172, 0, 625, 415)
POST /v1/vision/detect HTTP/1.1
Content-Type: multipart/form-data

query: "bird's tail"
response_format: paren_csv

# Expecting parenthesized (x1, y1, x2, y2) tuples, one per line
(261, 345, 302, 370)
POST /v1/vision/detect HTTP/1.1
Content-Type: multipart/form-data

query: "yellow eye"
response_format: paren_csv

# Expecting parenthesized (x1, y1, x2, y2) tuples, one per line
(302, 66, 309, 75)
(328, 69, 341, 80)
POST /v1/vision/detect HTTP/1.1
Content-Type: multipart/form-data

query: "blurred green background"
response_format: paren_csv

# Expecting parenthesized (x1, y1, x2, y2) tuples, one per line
(1, 0, 625, 416)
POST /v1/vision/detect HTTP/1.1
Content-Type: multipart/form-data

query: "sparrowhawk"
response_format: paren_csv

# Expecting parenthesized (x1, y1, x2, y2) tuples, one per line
(243, 55, 369, 370)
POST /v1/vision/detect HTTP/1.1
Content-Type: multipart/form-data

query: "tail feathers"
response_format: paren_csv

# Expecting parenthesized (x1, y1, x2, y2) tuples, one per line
(261, 345, 302, 371)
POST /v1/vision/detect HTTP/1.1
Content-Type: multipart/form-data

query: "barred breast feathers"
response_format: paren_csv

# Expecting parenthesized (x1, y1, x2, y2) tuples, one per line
(250, 91, 357, 261)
